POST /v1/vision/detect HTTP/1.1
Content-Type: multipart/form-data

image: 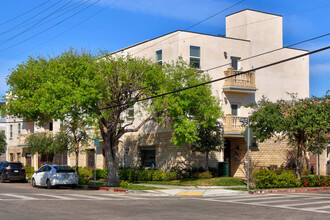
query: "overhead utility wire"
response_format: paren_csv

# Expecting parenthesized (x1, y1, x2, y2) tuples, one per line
(0, 0, 101, 53)
(0, 0, 87, 36)
(0, 0, 74, 46)
(132, 0, 245, 56)
(0, 0, 53, 26)
(4, 0, 92, 39)
(0, 0, 65, 36)
(99, 46, 330, 110)
(123, 32, 330, 94)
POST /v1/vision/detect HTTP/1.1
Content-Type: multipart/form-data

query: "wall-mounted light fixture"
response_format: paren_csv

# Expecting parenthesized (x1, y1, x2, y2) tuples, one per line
(224, 51, 227, 59)
(224, 97, 228, 104)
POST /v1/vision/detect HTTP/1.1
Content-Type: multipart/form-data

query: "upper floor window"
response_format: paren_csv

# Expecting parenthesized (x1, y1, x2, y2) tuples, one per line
(10, 125, 13, 138)
(49, 122, 53, 131)
(190, 46, 200, 69)
(18, 123, 21, 134)
(231, 57, 241, 70)
(155, 50, 162, 65)
(231, 104, 239, 116)
(127, 106, 134, 120)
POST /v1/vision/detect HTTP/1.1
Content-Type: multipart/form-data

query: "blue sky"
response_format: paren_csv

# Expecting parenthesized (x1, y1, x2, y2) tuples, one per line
(0, 0, 329, 100)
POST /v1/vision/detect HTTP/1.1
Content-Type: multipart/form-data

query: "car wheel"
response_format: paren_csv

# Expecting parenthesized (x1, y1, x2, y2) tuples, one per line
(31, 178, 36, 187)
(46, 179, 52, 189)
(0, 174, 4, 183)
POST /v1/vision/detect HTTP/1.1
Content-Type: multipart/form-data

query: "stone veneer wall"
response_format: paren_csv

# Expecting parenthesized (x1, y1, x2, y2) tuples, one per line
(124, 132, 221, 171)
(228, 137, 291, 178)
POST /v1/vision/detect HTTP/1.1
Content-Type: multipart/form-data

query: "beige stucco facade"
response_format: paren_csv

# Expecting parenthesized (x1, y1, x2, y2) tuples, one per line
(5, 10, 317, 178)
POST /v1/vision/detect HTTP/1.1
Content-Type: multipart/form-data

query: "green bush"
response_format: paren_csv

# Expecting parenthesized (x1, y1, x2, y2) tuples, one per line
(197, 171, 212, 179)
(254, 169, 300, 189)
(120, 180, 132, 188)
(275, 170, 299, 188)
(92, 168, 108, 179)
(25, 166, 35, 178)
(152, 170, 163, 181)
(254, 169, 278, 189)
(168, 171, 178, 180)
(301, 169, 310, 177)
(78, 168, 93, 185)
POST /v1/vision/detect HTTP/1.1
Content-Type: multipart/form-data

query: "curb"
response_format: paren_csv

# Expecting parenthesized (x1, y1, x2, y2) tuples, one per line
(84, 185, 128, 193)
(249, 187, 330, 195)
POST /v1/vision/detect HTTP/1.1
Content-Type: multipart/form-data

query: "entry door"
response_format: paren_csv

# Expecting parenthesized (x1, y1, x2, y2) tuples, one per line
(87, 150, 95, 169)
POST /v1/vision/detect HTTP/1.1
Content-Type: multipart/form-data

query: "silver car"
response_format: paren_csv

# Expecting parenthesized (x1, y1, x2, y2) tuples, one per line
(32, 165, 78, 189)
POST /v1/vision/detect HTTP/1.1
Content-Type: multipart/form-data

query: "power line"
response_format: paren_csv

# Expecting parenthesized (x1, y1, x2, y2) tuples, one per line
(118, 32, 330, 95)
(0, 0, 101, 53)
(0, 0, 75, 46)
(99, 46, 330, 110)
(0, 0, 65, 36)
(0, 0, 53, 26)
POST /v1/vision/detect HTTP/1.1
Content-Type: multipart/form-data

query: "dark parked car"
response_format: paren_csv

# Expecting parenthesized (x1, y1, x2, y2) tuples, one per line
(0, 161, 26, 183)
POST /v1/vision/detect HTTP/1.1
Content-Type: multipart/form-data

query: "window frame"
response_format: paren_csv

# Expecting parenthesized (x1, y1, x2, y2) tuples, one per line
(231, 56, 241, 70)
(155, 49, 162, 65)
(231, 103, 240, 116)
(190, 45, 201, 69)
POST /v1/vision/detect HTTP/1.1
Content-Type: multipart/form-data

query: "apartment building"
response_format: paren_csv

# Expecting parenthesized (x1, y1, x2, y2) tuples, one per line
(5, 9, 317, 177)
(110, 9, 310, 177)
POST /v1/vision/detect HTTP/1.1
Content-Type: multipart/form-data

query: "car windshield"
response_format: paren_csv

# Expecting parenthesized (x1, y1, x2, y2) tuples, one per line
(53, 166, 75, 173)
(8, 163, 23, 169)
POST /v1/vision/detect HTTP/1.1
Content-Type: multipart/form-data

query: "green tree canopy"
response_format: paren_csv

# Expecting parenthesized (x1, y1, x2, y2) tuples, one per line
(191, 121, 224, 170)
(5, 49, 221, 186)
(249, 94, 330, 179)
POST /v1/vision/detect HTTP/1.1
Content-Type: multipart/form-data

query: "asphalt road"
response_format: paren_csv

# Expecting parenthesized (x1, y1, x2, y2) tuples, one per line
(1, 182, 330, 220)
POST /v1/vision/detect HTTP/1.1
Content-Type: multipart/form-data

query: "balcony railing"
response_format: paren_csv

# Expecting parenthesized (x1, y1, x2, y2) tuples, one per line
(223, 68, 256, 89)
(223, 115, 247, 133)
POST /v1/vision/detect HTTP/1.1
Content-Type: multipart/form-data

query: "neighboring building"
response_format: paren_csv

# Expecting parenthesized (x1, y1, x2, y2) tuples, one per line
(110, 9, 310, 177)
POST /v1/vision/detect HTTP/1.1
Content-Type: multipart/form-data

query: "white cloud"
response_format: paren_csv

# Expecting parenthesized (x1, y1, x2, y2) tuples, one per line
(97, 0, 232, 25)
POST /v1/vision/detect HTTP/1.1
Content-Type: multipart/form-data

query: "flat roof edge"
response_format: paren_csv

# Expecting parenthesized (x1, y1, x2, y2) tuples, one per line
(226, 9, 282, 18)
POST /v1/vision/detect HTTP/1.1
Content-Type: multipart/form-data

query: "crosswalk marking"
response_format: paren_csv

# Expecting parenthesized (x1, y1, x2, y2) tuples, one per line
(33, 194, 79, 200)
(192, 193, 330, 214)
(0, 193, 38, 200)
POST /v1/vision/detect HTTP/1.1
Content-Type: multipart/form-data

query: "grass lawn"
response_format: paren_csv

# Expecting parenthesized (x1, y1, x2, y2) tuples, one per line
(138, 177, 245, 186)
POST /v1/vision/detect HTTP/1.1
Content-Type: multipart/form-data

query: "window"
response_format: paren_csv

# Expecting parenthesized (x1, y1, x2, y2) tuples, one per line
(140, 147, 156, 168)
(17, 153, 21, 162)
(155, 50, 162, 65)
(231, 57, 241, 70)
(18, 123, 21, 134)
(10, 125, 12, 138)
(49, 122, 53, 131)
(190, 46, 200, 68)
(231, 104, 239, 116)
(127, 106, 134, 119)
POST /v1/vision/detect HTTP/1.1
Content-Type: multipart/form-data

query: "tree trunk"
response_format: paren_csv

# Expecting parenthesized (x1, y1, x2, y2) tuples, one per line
(75, 142, 79, 176)
(205, 151, 209, 171)
(103, 132, 120, 186)
(296, 143, 303, 179)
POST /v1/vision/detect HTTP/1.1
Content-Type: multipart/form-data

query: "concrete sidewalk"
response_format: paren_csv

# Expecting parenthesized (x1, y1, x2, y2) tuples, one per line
(129, 184, 248, 196)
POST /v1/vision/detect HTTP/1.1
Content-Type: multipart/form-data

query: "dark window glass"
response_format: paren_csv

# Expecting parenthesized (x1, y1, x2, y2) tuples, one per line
(190, 46, 201, 68)
(231, 57, 240, 70)
(231, 104, 238, 116)
(156, 50, 162, 65)
(54, 165, 75, 173)
(140, 147, 156, 168)
(49, 122, 53, 131)
(8, 163, 23, 169)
